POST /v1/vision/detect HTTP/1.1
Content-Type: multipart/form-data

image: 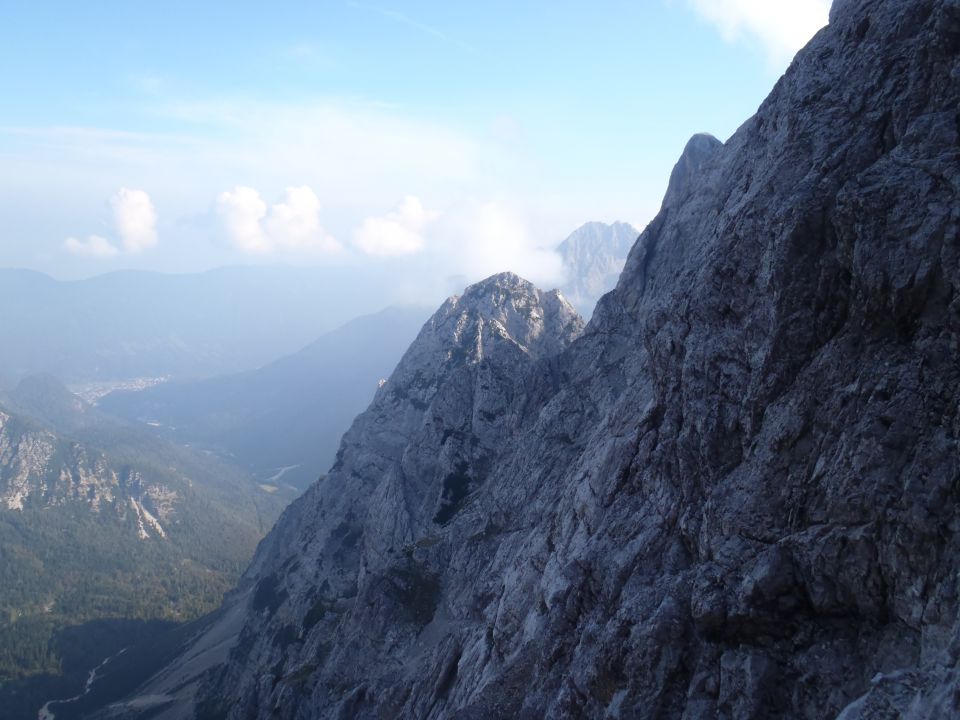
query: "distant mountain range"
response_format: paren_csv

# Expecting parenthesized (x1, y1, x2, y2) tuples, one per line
(558, 220, 638, 316)
(0, 266, 400, 383)
(0, 226, 635, 384)
(98, 306, 432, 489)
(0, 375, 293, 716)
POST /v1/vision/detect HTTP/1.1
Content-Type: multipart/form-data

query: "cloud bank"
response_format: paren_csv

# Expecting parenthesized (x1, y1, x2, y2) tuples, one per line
(689, 0, 830, 66)
(29, 96, 601, 276)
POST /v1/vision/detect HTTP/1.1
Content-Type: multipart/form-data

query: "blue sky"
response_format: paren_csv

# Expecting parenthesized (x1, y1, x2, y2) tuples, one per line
(0, 1, 830, 284)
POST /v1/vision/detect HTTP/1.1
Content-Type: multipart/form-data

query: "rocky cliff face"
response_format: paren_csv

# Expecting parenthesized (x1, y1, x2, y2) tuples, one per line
(109, 0, 960, 717)
(558, 220, 639, 316)
(0, 406, 175, 533)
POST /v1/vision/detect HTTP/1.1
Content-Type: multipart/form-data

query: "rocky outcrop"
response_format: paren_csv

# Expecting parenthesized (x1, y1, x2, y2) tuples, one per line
(0, 407, 175, 527)
(107, 0, 960, 717)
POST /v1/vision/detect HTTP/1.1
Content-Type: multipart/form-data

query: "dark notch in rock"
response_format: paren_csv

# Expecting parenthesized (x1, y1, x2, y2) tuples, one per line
(432, 461, 472, 525)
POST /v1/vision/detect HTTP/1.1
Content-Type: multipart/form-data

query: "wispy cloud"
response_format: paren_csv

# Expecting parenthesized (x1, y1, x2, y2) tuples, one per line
(284, 43, 321, 59)
(379, 8, 450, 43)
(154, 97, 483, 191)
(688, 0, 830, 67)
(347, 1, 475, 52)
(280, 42, 337, 69)
(64, 235, 119, 258)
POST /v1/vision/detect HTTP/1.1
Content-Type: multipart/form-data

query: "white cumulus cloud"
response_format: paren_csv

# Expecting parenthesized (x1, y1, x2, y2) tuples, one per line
(264, 186, 340, 252)
(216, 186, 270, 253)
(217, 185, 341, 254)
(689, 0, 830, 66)
(110, 187, 158, 252)
(353, 195, 437, 257)
(63, 235, 120, 258)
(62, 188, 157, 259)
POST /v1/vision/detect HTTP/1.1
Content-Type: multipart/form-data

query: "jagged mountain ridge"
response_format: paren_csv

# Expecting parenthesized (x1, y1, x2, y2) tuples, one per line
(96, 231, 633, 492)
(100, 0, 960, 717)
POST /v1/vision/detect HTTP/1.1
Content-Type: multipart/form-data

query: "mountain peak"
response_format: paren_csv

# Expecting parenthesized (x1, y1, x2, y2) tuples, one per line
(461, 270, 528, 292)
(661, 132, 722, 209)
(556, 221, 640, 317)
(557, 221, 638, 255)
(435, 272, 583, 364)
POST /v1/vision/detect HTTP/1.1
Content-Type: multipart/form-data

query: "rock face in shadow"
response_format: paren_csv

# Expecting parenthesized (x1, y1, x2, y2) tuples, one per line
(103, 0, 960, 718)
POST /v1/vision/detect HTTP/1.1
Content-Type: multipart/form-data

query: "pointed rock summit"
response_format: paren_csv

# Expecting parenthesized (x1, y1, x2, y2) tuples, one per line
(411, 271, 584, 366)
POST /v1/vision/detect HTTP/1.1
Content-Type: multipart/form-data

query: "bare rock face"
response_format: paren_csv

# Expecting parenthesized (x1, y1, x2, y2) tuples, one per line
(0, 406, 175, 533)
(110, 0, 959, 718)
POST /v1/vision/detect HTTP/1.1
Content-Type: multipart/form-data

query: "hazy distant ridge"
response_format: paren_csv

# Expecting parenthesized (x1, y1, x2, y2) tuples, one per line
(558, 220, 638, 316)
